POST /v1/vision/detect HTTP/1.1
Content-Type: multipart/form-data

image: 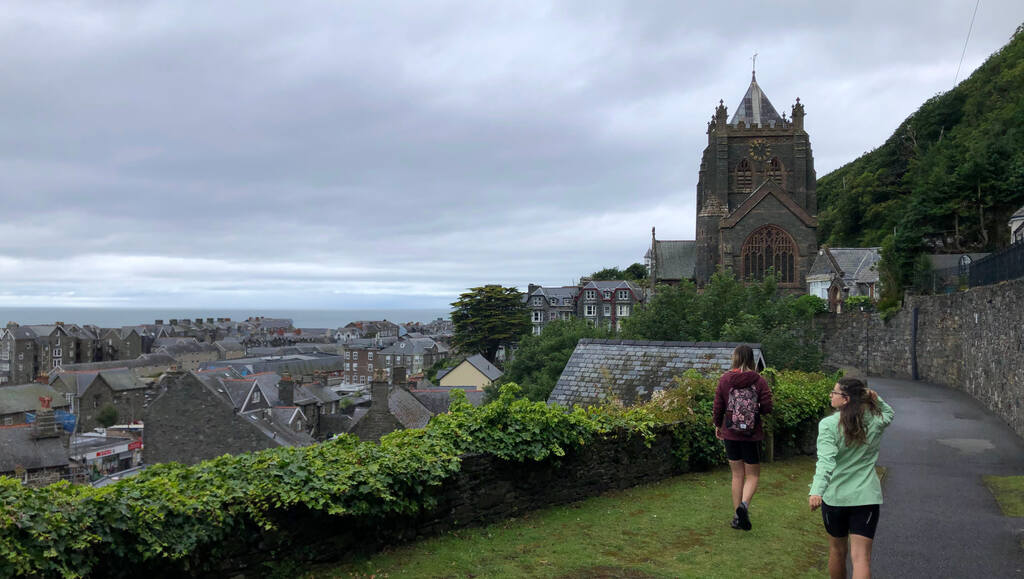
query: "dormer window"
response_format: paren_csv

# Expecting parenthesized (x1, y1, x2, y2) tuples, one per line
(584, 290, 596, 300)
(602, 290, 611, 299)
(252, 390, 261, 403)
(549, 297, 558, 306)
(616, 290, 630, 300)
(532, 296, 544, 306)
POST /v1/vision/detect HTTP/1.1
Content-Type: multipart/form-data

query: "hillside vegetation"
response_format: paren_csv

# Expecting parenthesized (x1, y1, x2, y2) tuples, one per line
(816, 25, 1024, 297)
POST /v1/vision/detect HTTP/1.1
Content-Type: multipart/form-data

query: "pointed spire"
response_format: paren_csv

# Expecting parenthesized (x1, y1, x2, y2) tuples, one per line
(729, 65, 782, 128)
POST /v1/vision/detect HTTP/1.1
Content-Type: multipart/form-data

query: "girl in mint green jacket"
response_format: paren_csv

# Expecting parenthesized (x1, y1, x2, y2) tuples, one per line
(809, 377, 894, 579)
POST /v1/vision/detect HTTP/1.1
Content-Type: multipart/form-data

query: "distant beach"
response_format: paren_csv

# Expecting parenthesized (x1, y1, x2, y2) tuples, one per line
(0, 307, 450, 329)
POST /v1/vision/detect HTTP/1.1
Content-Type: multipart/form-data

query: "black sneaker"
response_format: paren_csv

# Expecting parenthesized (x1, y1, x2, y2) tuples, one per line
(736, 503, 752, 531)
(730, 514, 741, 529)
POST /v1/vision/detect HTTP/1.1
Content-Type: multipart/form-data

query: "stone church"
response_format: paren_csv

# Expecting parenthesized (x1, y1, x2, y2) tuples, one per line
(649, 70, 818, 290)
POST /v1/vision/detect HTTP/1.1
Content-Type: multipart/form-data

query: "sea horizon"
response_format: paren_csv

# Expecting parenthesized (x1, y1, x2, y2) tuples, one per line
(0, 307, 451, 330)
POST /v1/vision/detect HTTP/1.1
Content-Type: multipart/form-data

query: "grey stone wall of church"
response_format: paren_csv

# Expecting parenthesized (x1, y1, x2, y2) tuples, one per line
(819, 279, 1024, 439)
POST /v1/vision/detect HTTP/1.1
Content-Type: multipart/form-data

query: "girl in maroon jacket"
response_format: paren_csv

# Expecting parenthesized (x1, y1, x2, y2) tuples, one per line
(713, 344, 773, 531)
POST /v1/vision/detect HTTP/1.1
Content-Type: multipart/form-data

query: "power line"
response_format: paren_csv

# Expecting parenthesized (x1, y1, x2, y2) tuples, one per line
(954, 0, 981, 86)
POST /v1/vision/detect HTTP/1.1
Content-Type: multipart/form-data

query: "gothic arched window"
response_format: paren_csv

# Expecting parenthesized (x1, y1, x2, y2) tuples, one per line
(741, 225, 797, 284)
(766, 157, 784, 186)
(735, 158, 752, 192)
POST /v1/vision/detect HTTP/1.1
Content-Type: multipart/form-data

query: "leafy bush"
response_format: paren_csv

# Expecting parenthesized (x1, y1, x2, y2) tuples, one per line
(623, 272, 826, 372)
(844, 295, 875, 312)
(96, 404, 119, 428)
(0, 374, 833, 577)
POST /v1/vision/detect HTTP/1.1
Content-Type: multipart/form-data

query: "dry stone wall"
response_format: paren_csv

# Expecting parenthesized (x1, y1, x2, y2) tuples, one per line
(819, 278, 1024, 438)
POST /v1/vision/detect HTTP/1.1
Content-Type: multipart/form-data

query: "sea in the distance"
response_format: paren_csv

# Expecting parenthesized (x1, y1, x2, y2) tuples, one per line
(0, 307, 451, 330)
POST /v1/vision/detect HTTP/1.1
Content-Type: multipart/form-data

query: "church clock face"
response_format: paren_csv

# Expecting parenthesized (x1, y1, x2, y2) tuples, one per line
(749, 138, 771, 161)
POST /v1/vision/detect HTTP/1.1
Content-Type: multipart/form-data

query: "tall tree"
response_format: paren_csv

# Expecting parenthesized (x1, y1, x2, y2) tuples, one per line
(450, 285, 530, 361)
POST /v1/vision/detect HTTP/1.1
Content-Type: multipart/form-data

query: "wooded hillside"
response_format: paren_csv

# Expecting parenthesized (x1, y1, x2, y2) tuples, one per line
(816, 25, 1024, 294)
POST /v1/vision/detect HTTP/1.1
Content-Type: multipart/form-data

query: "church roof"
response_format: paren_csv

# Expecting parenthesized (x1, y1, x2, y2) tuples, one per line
(649, 240, 696, 281)
(729, 72, 783, 128)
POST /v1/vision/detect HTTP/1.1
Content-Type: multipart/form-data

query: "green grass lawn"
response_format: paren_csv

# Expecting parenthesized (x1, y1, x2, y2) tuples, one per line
(983, 475, 1024, 517)
(302, 456, 829, 579)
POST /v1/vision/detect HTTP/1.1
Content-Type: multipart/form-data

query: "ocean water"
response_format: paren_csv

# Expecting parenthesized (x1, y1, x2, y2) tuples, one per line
(0, 307, 451, 329)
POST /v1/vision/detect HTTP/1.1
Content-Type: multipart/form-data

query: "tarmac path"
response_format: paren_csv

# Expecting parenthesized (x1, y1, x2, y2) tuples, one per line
(868, 376, 1024, 577)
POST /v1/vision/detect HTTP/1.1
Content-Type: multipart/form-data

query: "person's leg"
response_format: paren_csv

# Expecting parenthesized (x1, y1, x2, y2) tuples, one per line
(741, 462, 760, 504)
(848, 534, 873, 579)
(728, 459, 745, 509)
(827, 535, 849, 579)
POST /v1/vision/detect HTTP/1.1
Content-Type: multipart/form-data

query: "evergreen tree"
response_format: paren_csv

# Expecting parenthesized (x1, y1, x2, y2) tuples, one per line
(450, 285, 530, 361)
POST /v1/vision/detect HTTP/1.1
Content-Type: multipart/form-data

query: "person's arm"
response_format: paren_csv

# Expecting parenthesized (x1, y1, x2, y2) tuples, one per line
(874, 393, 895, 428)
(757, 376, 773, 416)
(809, 419, 838, 498)
(712, 377, 726, 428)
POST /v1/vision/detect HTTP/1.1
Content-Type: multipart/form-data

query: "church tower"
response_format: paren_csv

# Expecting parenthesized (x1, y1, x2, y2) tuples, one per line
(694, 68, 817, 289)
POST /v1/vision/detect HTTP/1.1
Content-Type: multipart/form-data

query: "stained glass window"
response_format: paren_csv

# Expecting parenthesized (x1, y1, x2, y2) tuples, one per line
(741, 225, 797, 284)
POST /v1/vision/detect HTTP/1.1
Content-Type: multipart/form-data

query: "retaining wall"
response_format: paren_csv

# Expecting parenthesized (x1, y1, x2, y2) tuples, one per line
(818, 278, 1024, 438)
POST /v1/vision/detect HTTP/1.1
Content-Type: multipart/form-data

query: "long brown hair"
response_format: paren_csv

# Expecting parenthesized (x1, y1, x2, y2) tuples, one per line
(731, 345, 756, 371)
(836, 377, 880, 445)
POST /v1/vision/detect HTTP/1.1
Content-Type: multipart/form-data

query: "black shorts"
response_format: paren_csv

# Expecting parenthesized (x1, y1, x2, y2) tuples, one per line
(723, 439, 760, 464)
(821, 503, 880, 539)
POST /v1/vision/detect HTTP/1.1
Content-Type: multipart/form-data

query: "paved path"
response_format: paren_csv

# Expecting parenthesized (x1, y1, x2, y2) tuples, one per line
(870, 376, 1024, 577)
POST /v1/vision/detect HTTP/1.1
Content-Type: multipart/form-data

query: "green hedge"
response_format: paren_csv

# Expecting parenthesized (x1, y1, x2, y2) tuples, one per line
(0, 372, 835, 578)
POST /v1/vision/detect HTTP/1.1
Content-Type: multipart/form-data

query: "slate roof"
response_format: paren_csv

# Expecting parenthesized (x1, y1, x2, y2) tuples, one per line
(548, 339, 765, 408)
(729, 72, 783, 128)
(807, 248, 882, 284)
(648, 240, 697, 281)
(387, 388, 433, 429)
(409, 387, 486, 414)
(0, 425, 69, 473)
(156, 341, 219, 356)
(0, 383, 70, 415)
(379, 337, 440, 356)
(55, 353, 177, 373)
(95, 369, 147, 392)
(529, 286, 580, 303)
(464, 354, 503, 382)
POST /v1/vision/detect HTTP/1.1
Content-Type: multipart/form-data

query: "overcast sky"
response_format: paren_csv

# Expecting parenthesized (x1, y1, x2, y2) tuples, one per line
(1, 1, 1021, 310)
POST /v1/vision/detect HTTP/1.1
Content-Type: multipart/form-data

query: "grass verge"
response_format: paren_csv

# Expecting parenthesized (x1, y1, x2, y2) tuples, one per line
(983, 475, 1024, 517)
(303, 456, 829, 579)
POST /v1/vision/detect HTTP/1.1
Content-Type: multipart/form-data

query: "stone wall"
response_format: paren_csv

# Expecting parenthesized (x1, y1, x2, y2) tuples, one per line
(140, 426, 687, 577)
(819, 278, 1024, 438)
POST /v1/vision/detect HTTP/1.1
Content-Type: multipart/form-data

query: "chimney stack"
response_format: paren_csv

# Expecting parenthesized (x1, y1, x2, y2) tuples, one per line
(278, 373, 295, 406)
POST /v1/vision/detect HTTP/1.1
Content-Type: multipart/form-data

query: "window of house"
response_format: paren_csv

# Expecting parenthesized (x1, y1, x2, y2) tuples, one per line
(617, 290, 630, 300)
(549, 297, 558, 305)
(603, 305, 611, 316)
(532, 311, 544, 322)
(93, 396, 100, 409)
(17, 353, 23, 360)
(368, 352, 373, 360)
(532, 296, 544, 305)
(368, 363, 373, 372)
(602, 290, 611, 299)
(66, 393, 74, 405)
(386, 355, 392, 363)
(561, 311, 572, 319)
(345, 351, 351, 360)
(252, 390, 260, 403)
(617, 304, 630, 317)
(2, 416, 11, 426)
(549, 311, 558, 321)
(52, 359, 61, 369)
(345, 363, 350, 371)
(360, 376, 366, 384)
(584, 305, 596, 317)
(584, 290, 596, 300)
(533, 326, 542, 335)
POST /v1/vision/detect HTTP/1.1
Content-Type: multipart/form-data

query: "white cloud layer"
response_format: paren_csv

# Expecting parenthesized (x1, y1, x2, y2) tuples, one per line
(0, 1, 1021, 308)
